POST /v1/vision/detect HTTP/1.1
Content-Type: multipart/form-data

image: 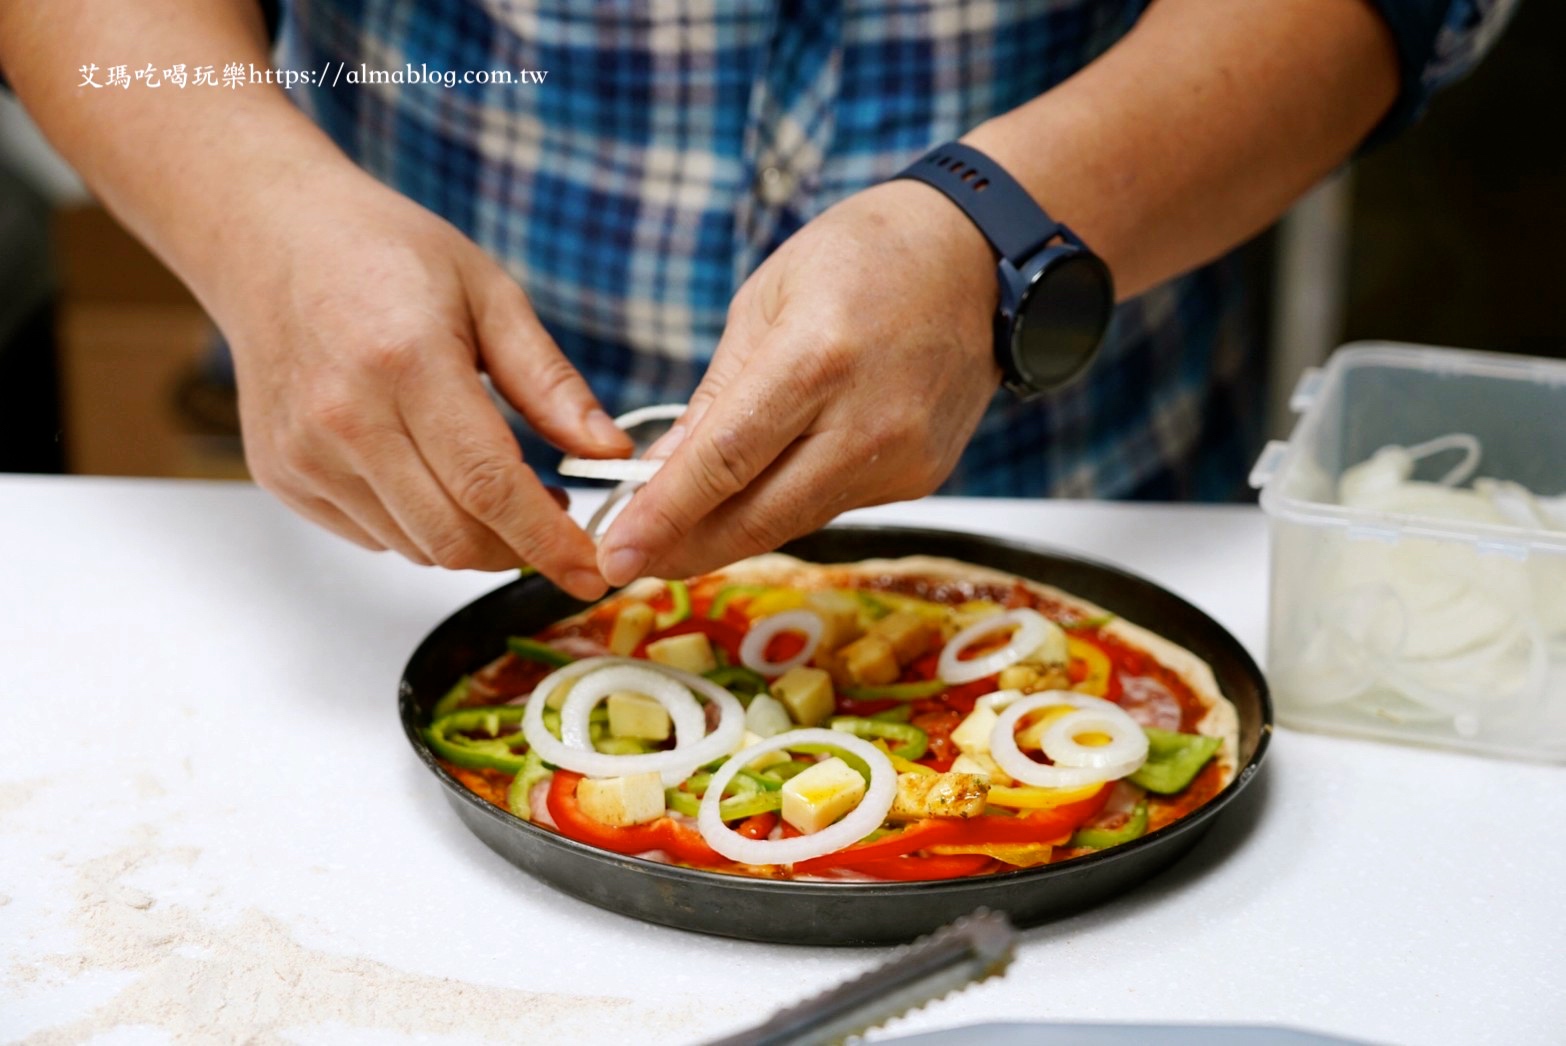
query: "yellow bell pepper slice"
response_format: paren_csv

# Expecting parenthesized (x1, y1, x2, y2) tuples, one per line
(986, 780, 1105, 810)
(745, 588, 807, 617)
(1067, 636, 1112, 697)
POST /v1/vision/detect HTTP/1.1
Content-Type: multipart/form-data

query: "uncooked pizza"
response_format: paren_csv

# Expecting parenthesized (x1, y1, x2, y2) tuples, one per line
(424, 554, 1239, 881)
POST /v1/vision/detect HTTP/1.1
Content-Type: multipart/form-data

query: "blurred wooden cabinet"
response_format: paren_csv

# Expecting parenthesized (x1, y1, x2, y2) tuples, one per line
(54, 206, 248, 479)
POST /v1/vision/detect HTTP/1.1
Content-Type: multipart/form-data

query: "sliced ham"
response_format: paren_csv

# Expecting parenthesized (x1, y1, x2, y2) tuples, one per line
(548, 635, 612, 659)
(1117, 674, 1183, 731)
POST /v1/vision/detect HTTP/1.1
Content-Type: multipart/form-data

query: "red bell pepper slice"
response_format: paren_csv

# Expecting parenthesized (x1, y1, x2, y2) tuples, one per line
(793, 784, 1111, 874)
(546, 771, 729, 869)
(737, 812, 778, 840)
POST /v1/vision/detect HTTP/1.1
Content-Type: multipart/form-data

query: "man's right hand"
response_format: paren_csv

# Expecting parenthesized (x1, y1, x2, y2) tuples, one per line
(214, 167, 628, 598)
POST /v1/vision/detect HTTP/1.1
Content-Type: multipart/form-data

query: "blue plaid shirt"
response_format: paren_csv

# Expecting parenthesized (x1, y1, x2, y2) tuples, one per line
(278, 0, 1512, 500)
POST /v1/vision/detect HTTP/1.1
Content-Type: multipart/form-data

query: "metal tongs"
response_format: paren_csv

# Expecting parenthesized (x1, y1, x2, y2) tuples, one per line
(704, 909, 1017, 1046)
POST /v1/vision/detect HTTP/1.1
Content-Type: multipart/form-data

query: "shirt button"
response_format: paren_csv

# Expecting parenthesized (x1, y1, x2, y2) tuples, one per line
(756, 165, 797, 206)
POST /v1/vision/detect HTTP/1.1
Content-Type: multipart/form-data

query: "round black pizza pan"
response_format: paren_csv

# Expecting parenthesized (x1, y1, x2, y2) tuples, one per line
(399, 525, 1272, 946)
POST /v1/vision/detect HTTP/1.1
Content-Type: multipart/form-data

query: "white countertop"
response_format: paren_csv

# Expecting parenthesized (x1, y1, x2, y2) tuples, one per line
(1, 475, 1561, 1045)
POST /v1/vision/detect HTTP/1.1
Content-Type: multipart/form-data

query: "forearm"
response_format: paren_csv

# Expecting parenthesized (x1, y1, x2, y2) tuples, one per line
(964, 0, 1400, 299)
(0, 1, 357, 321)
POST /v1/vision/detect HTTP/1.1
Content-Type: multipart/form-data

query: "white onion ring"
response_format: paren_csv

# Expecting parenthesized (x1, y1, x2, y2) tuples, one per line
(584, 481, 638, 543)
(558, 664, 707, 749)
(990, 692, 1146, 788)
(559, 404, 686, 482)
(1039, 708, 1149, 770)
(522, 656, 744, 786)
(740, 610, 824, 676)
(938, 608, 1052, 684)
(697, 728, 896, 866)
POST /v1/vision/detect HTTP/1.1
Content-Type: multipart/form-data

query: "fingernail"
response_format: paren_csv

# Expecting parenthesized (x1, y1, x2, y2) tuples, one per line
(644, 424, 686, 460)
(565, 569, 609, 601)
(601, 546, 649, 587)
(587, 409, 629, 450)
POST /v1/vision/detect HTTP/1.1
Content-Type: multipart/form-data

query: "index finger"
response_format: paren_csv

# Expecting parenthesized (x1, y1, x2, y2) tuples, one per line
(597, 337, 828, 586)
(400, 353, 608, 600)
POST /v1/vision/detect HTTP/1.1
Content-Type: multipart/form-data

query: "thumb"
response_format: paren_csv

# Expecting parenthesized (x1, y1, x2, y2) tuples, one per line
(469, 267, 632, 459)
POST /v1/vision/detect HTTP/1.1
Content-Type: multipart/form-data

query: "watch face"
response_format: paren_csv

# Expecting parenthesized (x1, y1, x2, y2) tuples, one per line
(1013, 250, 1114, 389)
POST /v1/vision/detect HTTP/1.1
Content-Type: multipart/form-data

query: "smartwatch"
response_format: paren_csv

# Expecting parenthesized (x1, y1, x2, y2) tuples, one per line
(894, 142, 1114, 398)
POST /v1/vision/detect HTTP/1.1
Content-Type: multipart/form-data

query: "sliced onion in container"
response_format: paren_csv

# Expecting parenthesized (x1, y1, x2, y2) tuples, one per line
(990, 692, 1145, 788)
(697, 728, 896, 865)
(522, 656, 744, 786)
(938, 608, 1053, 684)
(1039, 707, 1148, 770)
(740, 610, 824, 676)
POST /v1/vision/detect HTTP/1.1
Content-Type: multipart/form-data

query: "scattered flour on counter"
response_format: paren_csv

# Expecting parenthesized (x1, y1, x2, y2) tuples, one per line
(132, 774, 168, 800)
(19, 827, 699, 1044)
(0, 777, 50, 817)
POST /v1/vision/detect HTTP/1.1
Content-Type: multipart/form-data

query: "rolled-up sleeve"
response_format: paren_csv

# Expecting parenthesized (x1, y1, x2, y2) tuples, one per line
(1362, 0, 1521, 145)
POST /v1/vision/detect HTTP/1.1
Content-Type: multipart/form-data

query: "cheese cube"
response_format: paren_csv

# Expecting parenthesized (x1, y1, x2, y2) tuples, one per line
(606, 691, 670, 741)
(890, 771, 990, 820)
(739, 729, 789, 770)
(951, 752, 1013, 786)
(544, 681, 574, 710)
(645, 632, 717, 674)
(836, 634, 899, 687)
(870, 611, 936, 664)
(770, 665, 835, 727)
(1031, 620, 1069, 666)
(575, 772, 666, 827)
(950, 705, 1000, 755)
(781, 757, 866, 834)
(608, 601, 655, 656)
(806, 590, 863, 652)
(997, 663, 1044, 693)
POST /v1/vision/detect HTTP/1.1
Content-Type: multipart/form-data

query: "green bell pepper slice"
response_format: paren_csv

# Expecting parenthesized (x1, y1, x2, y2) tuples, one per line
(842, 679, 947, 702)
(665, 788, 700, 817)
(868, 704, 914, 723)
(760, 759, 813, 782)
(704, 665, 769, 705)
(708, 583, 767, 619)
(506, 750, 550, 820)
(425, 706, 530, 773)
(853, 591, 892, 620)
(1070, 800, 1149, 849)
(1061, 613, 1115, 632)
(1130, 728, 1222, 794)
(505, 636, 574, 668)
(654, 580, 692, 629)
(828, 716, 929, 761)
(787, 742, 872, 782)
(664, 787, 781, 821)
(432, 676, 472, 719)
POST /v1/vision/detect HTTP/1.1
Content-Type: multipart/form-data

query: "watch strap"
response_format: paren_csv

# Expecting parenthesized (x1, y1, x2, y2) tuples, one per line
(893, 142, 1063, 264)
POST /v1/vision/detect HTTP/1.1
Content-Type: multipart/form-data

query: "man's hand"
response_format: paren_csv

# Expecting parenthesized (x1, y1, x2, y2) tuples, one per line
(597, 179, 1002, 585)
(222, 168, 629, 598)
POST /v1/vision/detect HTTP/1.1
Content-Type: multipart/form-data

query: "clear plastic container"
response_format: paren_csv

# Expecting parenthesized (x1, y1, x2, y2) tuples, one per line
(1251, 343, 1566, 762)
